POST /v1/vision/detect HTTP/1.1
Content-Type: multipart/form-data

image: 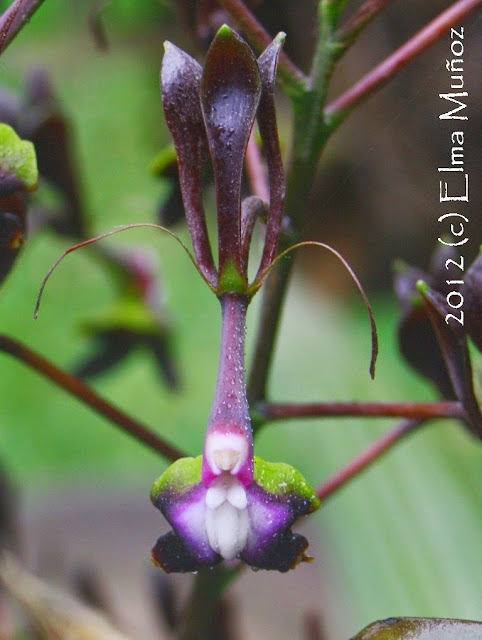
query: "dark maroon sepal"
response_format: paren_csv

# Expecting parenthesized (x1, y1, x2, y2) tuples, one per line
(256, 35, 286, 277)
(201, 25, 261, 279)
(420, 285, 482, 440)
(161, 42, 216, 285)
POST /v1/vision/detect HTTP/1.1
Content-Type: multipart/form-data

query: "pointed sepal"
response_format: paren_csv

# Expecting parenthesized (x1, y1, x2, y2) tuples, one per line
(201, 25, 261, 284)
(161, 42, 216, 285)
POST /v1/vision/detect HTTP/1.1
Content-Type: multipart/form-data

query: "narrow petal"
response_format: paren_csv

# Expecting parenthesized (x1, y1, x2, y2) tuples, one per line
(395, 265, 454, 398)
(161, 42, 216, 285)
(240, 195, 268, 265)
(201, 25, 261, 281)
(419, 283, 482, 439)
(255, 34, 286, 279)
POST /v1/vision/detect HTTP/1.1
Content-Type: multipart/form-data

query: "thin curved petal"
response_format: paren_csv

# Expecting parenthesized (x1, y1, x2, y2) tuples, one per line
(201, 25, 261, 280)
(161, 43, 216, 285)
(419, 283, 482, 439)
(255, 34, 286, 279)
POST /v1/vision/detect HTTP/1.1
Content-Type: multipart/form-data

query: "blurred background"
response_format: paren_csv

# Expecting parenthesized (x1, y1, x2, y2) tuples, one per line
(0, 1, 480, 638)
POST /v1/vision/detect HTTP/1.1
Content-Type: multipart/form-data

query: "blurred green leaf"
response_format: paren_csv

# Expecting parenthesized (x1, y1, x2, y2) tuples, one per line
(0, 123, 38, 191)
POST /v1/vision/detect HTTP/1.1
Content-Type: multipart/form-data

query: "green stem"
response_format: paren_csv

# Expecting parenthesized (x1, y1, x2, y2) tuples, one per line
(248, 2, 345, 407)
(176, 563, 240, 639)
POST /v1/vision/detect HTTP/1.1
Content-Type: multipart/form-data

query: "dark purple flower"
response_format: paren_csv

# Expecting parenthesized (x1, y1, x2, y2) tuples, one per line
(395, 246, 482, 439)
(151, 28, 320, 573)
(0, 123, 37, 285)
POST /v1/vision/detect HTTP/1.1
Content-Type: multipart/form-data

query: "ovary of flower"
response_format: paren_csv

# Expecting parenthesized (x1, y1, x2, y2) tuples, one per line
(205, 474, 249, 560)
(204, 431, 249, 475)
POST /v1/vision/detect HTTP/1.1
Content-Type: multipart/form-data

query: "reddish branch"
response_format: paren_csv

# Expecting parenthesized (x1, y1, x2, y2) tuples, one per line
(245, 130, 270, 202)
(317, 419, 424, 501)
(0, 334, 184, 461)
(337, 0, 394, 50)
(0, 0, 46, 54)
(259, 400, 465, 422)
(326, 0, 482, 121)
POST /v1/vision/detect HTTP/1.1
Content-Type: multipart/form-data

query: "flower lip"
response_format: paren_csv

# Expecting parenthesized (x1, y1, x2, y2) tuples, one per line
(151, 455, 321, 572)
(205, 473, 249, 560)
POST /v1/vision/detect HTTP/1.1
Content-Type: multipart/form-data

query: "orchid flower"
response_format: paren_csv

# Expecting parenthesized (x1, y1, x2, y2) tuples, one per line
(150, 27, 320, 573)
(151, 294, 320, 573)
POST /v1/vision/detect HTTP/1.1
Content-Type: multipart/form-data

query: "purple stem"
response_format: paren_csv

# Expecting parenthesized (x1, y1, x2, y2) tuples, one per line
(202, 293, 253, 486)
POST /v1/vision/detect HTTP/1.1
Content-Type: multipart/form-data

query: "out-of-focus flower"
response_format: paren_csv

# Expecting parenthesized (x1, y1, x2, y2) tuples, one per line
(0, 123, 37, 285)
(0, 74, 181, 387)
(75, 296, 179, 390)
(395, 246, 482, 439)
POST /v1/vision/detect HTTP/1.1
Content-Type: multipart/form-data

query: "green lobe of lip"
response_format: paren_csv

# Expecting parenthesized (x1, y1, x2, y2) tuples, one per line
(253, 456, 321, 512)
(151, 456, 202, 501)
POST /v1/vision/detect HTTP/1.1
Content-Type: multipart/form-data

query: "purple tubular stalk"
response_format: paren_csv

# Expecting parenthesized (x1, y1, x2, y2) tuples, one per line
(201, 26, 261, 280)
(161, 43, 217, 287)
(202, 293, 253, 488)
(255, 35, 286, 279)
